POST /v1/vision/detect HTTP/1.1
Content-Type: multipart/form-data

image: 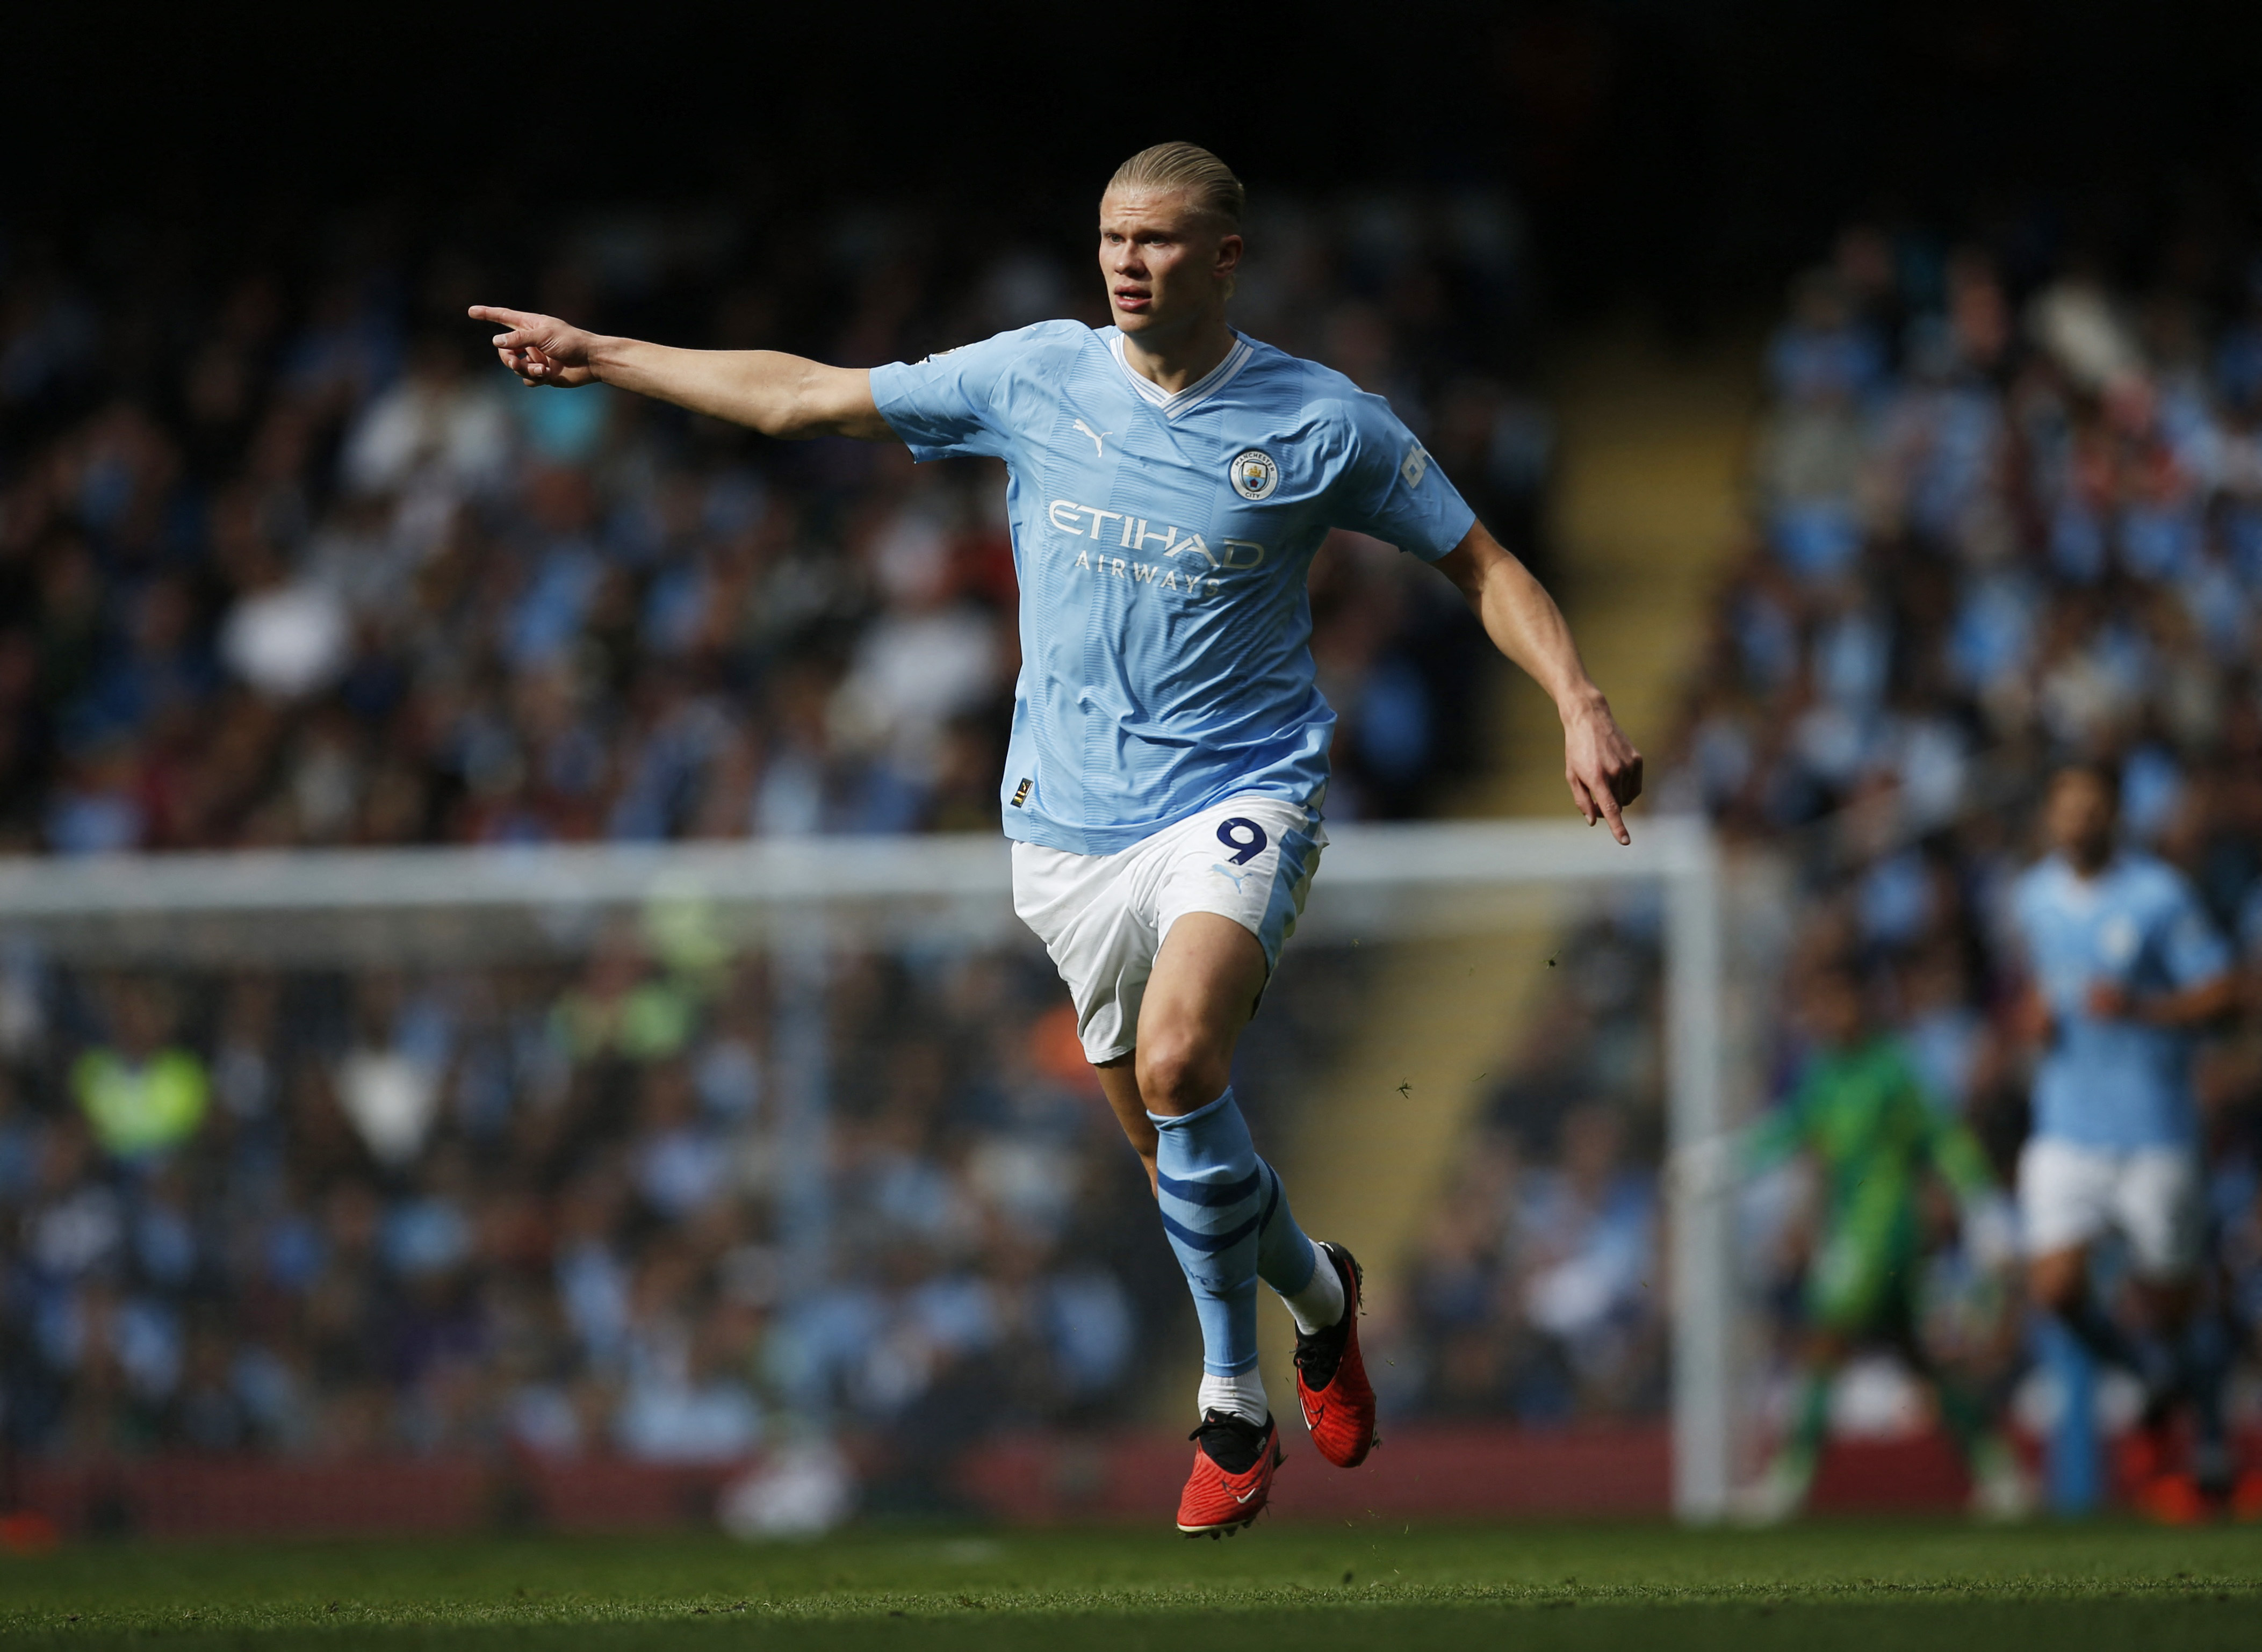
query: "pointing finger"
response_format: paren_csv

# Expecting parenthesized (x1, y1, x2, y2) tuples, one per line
(1594, 775, 1631, 845)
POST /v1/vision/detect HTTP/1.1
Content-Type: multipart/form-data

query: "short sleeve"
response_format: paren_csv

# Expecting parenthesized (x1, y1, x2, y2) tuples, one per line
(868, 329, 1029, 463)
(1329, 394, 1477, 561)
(2159, 877, 2232, 989)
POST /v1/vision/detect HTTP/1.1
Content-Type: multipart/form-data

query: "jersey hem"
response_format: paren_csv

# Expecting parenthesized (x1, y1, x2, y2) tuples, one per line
(999, 783, 1322, 858)
(2027, 1125, 2200, 1153)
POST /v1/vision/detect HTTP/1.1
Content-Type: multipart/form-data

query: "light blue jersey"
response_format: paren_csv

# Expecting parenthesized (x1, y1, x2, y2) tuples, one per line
(2010, 851, 2231, 1149)
(869, 321, 1475, 855)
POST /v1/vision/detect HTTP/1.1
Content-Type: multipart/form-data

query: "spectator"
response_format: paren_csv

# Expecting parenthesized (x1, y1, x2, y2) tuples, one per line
(0, 185, 1544, 1470)
(0, 192, 1530, 856)
(72, 982, 207, 1162)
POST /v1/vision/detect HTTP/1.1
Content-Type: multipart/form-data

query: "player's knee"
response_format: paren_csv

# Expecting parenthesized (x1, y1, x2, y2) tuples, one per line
(1135, 1034, 1226, 1116)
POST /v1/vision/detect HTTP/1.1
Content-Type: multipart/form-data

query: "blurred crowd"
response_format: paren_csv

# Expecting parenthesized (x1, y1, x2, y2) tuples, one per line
(1379, 914, 1669, 1423)
(0, 192, 1543, 856)
(0, 935, 1190, 1500)
(1684, 220, 2262, 1428)
(19, 188, 2262, 1467)
(0, 190, 1542, 1478)
(1391, 215, 2262, 1439)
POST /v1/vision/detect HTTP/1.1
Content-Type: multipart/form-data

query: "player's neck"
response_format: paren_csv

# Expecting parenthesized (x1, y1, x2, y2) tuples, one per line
(1117, 311, 1236, 394)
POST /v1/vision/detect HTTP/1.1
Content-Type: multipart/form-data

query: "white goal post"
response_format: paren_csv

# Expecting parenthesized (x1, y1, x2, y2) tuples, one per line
(0, 817, 1737, 1520)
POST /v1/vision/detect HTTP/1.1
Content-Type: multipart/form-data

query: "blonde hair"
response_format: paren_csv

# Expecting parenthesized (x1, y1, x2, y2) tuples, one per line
(1106, 142, 1244, 228)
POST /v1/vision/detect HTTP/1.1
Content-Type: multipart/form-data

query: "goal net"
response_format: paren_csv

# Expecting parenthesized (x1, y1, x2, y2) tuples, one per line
(0, 818, 1762, 1524)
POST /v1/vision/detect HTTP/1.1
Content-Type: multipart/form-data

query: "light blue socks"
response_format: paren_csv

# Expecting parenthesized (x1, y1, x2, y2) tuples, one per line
(1152, 1087, 1335, 1423)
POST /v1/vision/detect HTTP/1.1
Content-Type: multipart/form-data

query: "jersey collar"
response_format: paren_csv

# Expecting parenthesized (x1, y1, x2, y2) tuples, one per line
(2047, 850, 2121, 906)
(1105, 329, 1254, 420)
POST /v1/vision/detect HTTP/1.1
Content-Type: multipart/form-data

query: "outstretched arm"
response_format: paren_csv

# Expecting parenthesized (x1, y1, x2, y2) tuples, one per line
(1433, 521, 1644, 842)
(466, 306, 894, 441)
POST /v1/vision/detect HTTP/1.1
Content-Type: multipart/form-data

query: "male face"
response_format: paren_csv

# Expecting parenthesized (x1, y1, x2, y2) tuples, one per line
(1097, 187, 1241, 343)
(2043, 768, 2116, 870)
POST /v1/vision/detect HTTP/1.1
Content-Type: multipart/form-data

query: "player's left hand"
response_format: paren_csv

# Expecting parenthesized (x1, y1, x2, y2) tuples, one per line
(1562, 696, 1643, 845)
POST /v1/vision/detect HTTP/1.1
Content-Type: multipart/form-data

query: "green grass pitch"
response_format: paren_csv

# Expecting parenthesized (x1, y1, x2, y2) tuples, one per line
(3, 1520, 2259, 1650)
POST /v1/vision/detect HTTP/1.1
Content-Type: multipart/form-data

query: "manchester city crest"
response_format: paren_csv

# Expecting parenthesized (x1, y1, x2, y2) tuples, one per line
(1228, 449, 1279, 501)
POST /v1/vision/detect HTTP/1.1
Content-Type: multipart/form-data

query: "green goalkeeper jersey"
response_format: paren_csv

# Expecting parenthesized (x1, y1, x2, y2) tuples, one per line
(1745, 1037, 1995, 1320)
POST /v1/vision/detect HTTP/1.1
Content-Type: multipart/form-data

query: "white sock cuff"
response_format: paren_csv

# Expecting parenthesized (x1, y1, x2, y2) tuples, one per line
(1197, 1368, 1269, 1426)
(1280, 1237, 1346, 1336)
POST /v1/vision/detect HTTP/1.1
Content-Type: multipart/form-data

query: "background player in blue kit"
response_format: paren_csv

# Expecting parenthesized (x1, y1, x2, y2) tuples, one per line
(2011, 762, 2241, 1507)
(472, 142, 1642, 1533)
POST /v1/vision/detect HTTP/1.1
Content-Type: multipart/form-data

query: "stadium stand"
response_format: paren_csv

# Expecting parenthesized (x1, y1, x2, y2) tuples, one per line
(0, 197, 1539, 854)
(1389, 218, 2262, 1464)
(0, 194, 1545, 1498)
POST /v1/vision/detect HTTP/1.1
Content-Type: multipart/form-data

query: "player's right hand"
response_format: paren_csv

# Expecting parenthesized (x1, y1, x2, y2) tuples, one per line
(469, 305, 600, 387)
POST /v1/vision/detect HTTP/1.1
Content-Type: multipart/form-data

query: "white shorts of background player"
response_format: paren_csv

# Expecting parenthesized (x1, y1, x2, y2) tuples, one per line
(1012, 793, 1324, 1065)
(2017, 1135, 2203, 1279)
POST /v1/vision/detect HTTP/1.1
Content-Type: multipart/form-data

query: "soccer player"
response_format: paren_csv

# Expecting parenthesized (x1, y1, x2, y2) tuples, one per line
(2011, 761, 2238, 1507)
(471, 142, 1642, 1533)
(1737, 965, 2028, 1521)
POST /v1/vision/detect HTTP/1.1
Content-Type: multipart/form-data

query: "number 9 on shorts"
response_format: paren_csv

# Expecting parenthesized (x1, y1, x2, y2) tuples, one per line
(1216, 817, 1269, 865)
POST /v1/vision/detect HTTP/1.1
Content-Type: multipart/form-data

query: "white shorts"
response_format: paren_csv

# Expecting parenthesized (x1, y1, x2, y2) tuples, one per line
(1011, 793, 1325, 1064)
(2016, 1136, 2203, 1279)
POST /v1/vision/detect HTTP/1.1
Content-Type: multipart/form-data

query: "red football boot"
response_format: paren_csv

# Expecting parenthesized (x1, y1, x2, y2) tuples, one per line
(1293, 1240, 1378, 1468)
(1176, 1411, 1283, 1536)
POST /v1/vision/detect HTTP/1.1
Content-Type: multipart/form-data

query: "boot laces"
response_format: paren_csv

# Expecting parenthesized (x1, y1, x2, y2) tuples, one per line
(1188, 1409, 1269, 1474)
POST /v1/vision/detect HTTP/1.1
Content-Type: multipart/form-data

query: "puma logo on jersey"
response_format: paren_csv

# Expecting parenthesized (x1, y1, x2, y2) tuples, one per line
(1072, 419, 1112, 456)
